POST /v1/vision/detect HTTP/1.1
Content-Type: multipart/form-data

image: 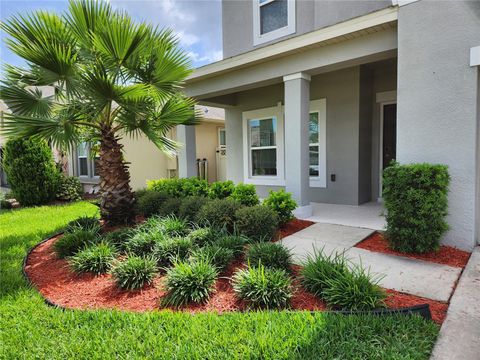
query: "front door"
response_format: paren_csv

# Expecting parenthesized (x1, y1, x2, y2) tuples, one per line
(382, 103, 397, 170)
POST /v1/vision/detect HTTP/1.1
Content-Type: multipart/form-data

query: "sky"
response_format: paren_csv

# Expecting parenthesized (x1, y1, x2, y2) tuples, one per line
(0, 0, 223, 75)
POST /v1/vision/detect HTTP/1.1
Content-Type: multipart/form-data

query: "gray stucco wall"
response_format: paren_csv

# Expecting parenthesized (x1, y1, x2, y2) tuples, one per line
(397, 0, 480, 250)
(222, 0, 390, 58)
(358, 66, 373, 204)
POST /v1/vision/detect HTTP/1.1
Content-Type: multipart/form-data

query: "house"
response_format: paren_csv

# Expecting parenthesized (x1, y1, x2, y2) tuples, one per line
(182, 0, 480, 251)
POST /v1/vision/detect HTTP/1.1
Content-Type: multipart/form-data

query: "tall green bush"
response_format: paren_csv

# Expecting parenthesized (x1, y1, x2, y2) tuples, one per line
(229, 183, 259, 207)
(2, 138, 59, 206)
(263, 190, 297, 225)
(382, 162, 450, 253)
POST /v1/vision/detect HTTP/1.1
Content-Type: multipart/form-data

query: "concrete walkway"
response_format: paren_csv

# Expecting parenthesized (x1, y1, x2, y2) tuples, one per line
(431, 247, 480, 360)
(280, 223, 462, 302)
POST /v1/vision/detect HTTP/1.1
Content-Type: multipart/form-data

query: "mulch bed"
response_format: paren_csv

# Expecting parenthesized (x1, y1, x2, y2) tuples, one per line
(276, 218, 315, 240)
(356, 232, 471, 268)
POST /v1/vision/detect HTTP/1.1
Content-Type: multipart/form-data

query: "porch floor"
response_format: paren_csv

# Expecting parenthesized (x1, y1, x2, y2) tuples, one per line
(306, 201, 385, 230)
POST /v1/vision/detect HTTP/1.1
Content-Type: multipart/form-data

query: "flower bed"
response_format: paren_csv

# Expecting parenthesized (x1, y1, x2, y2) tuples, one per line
(356, 232, 471, 268)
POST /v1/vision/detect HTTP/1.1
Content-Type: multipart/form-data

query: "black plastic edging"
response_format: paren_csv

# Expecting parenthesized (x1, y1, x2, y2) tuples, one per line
(23, 234, 432, 320)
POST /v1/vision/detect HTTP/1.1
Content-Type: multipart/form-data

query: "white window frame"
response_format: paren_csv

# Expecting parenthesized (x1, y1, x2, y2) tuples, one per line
(75, 142, 100, 182)
(253, 0, 296, 46)
(242, 105, 285, 186)
(309, 99, 327, 188)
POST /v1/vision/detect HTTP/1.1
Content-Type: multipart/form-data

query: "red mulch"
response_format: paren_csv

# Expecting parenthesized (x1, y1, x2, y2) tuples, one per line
(276, 218, 315, 240)
(356, 232, 471, 268)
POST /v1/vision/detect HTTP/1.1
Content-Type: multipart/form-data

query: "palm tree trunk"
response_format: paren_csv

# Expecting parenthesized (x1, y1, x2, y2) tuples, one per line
(97, 127, 135, 224)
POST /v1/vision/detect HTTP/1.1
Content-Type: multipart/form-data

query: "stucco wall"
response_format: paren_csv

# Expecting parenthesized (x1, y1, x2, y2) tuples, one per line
(358, 66, 373, 204)
(397, 0, 480, 250)
(222, 0, 390, 58)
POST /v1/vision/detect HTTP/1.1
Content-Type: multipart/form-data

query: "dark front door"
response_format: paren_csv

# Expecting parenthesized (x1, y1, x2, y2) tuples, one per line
(382, 103, 397, 170)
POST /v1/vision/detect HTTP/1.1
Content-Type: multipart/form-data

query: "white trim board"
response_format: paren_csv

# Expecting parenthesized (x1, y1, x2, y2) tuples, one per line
(253, 0, 296, 46)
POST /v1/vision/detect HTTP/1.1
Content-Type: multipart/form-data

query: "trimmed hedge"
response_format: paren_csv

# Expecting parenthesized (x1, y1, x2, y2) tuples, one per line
(235, 206, 279, 241)
(208, 180, 235, 199)
(230, 183, 259, 207)
(147, 178, 209, 197)
(383, 162, 450, 253)
(263, 190, 297, 225)
(135, 190, 170, 217)
(178, 196, 210, 221)
(196, 198, 242, 230)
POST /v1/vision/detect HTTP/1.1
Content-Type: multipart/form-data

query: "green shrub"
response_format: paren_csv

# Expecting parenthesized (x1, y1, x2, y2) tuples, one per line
(2, 138, 59, 206)
(232, 264, 292, 309)
(161, 259, 218, 307)
(263, 190, 297, 225)
(192, 245, 235, 271)
(156, 215, 190, 237)
(178, 196, 210, 220)
(208, 180, 235, 199)
(196, 198, 242, 230)
(157, 198, 182, 217)
(53, 229, 99, 258)
(125, 231, 165, 257)
(69, 242, 116, 274)
(65, 216, 101, 233)
(213, 234, 248, 255)
(111, 255, 157, 290)
(229, 183, 259, 206)
(187, 227, 219, 247)
(300, 250, 349, 298)
(322, 264, 386, 311)
(234, 206, 279, 241)
(147, 178, 209, 197)
(101, 228, 133, 252)
(154, 237, 193, 267)
(180, 177, 209, 197)
(246, 242, 292, 272)
(383, 162, 450, 253)
(135, 190, 169, 217)
(56, 175, 83, 202)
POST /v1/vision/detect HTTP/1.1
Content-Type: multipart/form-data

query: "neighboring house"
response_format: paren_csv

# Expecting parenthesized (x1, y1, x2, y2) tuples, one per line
(0, 100, 9, 188)
(183, 0, 480, 251)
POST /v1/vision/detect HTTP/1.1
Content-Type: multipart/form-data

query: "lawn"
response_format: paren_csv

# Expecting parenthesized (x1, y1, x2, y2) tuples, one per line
(0, 202, 439, 359)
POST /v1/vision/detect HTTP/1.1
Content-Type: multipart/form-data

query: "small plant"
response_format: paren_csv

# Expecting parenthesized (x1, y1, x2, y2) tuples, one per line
(53, 230, 99, 258)
(263, 190, 297, 225)
(232, 264, 292, 309)
(157, 198, 182, 218)
(154, 237, 193, 267)
(246, 242, 292, 272)
(383, 162, 450, 253)
(196, 198, 242, 230)
(161, 259, 218, 307)
(69, 242, 116, 274)
(101, 228, 133, 252)
(111, 256, 158, 290)
(208, 180, 235, 199)
(229, 183, 259, 207)
(56, 175, 83, 202)
(157, 215, 190, 237)
(187, 227, 219, 247)
(65, 216, 101, 233)
(300, 249, 349, 298)
(213, 234, 248, 255)
(234, 206, 279, 241)
(192, 245, 235, 271)
(178, 196, 210, 220)
(125, 231, 164, 257)
(322, 263, 386, 311)
(135, 190, 169, 217)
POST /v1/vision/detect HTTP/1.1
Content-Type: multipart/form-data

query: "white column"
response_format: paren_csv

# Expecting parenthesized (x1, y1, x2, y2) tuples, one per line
(283, 72, 311, 211)
(177, 125, 197, 178)
(225, 108, 244, 183)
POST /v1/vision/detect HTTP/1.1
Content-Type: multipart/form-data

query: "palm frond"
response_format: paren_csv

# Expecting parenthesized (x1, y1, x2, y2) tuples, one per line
(0, 83, 53, 116)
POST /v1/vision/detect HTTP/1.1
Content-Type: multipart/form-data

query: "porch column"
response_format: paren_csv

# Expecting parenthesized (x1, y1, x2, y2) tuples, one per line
(225, 108, 243, 183)
(283, 72, 311, 211)
(177, 125, 197, 178)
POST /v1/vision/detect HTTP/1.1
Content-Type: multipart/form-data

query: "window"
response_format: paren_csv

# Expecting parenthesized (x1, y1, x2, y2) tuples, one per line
(253, 0, 295, 46)
(218, 128, 226, 147)
(76, 142, 99, 180)
(309, 99, 327, 187)
(309, 112, 320, 177)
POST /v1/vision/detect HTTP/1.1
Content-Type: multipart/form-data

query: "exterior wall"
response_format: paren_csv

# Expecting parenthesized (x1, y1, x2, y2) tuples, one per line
(358, 66, 373, 204)
(397, 0, 480, 250)
(222, 0, 390, 58)
(195, 122, 224, 183)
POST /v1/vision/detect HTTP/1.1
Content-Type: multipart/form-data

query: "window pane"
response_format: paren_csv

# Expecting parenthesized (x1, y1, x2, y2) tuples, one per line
(252, 148, 277, 176)
(219, 129, 226, 146)
(260, 0, 288, 35)
(309, 145, 319, 177)
(250, 118, 276, 147)
(77, 143, 88, 157)
(309, 112, 319, 143)
(79, 158, 88, 176)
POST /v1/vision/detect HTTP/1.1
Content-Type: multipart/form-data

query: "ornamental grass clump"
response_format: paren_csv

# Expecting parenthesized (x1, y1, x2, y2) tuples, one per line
(54, 229, 99, 258)
(154, 237, 193, 267)
(101, 228, 134, 252)
(213, 234, 248, 255)
(156, 215, 190, 237)
(125, 231, 165, 257)
(65, 216, 101, 233)
(246, 242, 292, 272)
(161, 259, 218, 307)
(111, 256, 157, 290)
(232, 264, 293, 309)
(187, 227, 219, 247)
(69, 242, 116, 274)
(192, 245, 235, 271)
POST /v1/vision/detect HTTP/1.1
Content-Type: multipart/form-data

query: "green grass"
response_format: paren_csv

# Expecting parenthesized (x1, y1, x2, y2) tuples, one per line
(0, 202, 439, 359)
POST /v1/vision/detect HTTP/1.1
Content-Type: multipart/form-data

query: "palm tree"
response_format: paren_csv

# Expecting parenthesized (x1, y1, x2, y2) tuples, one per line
(0, 0, 199, 223)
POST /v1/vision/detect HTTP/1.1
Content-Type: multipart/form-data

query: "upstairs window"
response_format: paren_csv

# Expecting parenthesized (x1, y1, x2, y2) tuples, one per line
(253, 0, 295, 46)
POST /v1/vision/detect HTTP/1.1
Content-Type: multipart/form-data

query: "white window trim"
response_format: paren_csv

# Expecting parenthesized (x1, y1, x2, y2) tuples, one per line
(253, 0, 296, 46)
(309, 99, 327, 188)
(242, 104, 285, 186)
(75, 143, 100, 182)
